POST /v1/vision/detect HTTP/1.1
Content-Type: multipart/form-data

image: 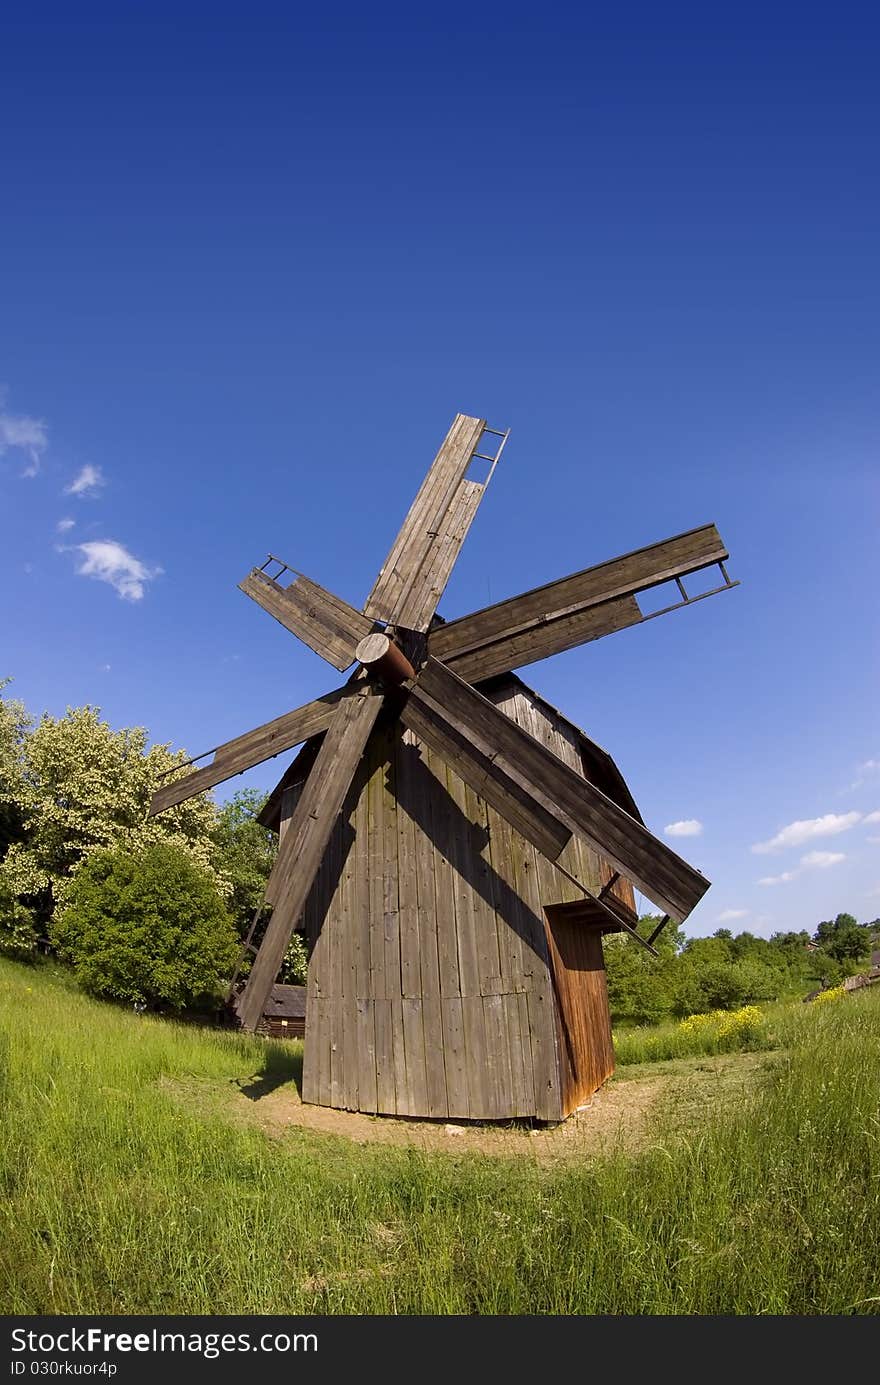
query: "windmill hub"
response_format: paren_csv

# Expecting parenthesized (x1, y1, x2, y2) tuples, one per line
(150, 412, 738, 1122)
(354, 631, 417, 685)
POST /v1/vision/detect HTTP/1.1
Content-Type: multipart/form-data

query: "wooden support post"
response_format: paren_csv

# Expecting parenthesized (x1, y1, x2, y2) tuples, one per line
(646, 914, 671, 947)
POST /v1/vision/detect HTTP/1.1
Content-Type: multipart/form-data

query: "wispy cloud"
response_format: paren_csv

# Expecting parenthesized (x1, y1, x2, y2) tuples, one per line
(0, 407, 48, 477)
(758, 849, 847, 886)
(850, 758, 880, 790)
(864, 810, 880, 825)
(65, 464, 105, 498)
(664, 819, 703, 838)
(56, 517, 75, 533)
(717, 908, 748, 922)
(73, 540, 160, 602)
(800, 850, 845, 869)
(752, 812, 862, 854)
(867, 836, 880, 846)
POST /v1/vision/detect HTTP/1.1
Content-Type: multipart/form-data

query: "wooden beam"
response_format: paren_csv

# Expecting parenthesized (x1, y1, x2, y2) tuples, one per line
(240, 569, 374, 672)
(413, 657, 710, 923)
(429, 523, 729, 671)
(234, 686, 384, 1031)
(400, 689, 572, 862)
(149, 688, 349, 815)
(397, 477, 485, 632)
(445, 595, 642, 682)
(363, 414, 487, 630)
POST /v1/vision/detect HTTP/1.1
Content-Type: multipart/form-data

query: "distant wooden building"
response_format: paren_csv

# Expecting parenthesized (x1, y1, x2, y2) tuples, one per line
(258, 984, 307, 1038)
(259, 673, 642, 1123)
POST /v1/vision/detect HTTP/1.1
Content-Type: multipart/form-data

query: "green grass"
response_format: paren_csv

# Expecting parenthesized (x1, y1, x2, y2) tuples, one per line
(1, 957, 879, 1314)
(612, 995, 847, 1065)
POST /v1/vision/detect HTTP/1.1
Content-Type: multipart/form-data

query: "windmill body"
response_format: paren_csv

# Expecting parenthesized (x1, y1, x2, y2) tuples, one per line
(151, 413, 738, 1122)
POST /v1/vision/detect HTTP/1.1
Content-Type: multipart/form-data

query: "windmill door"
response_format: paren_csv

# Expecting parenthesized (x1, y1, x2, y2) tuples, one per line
(544, 903, 615, 1116)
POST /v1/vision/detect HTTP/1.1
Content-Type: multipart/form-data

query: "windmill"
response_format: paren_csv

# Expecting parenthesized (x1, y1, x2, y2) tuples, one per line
(151, 414, 737, 1121)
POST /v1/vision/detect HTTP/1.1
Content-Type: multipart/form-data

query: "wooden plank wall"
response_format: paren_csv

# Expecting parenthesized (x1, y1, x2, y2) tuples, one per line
(489, 685, 637, 919)
(288, 684, 630, 1122)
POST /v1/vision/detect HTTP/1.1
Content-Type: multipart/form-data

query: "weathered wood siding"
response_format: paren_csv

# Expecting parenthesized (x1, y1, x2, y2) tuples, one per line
(256, 1015, 306, 1039)
(283, 684, 632, 1121)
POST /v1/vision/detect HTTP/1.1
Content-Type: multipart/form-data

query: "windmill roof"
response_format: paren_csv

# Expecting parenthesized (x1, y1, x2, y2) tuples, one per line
(257, 670, 642, 833)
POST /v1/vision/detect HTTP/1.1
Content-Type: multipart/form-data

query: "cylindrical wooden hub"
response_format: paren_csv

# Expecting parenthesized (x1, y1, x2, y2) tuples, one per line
(355, 632, 416, 685)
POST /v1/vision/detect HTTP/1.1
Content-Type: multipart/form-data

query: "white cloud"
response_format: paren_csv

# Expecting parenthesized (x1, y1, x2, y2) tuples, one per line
(0, 408, 48, 477)
(752, 812, 862, 854)
(65, 464, 105, 498)
(864, 810, 880, 825)
(800, 850, 845, 869)
(73, 540, 160, 602)
(851, 758, 880, 789)
(758, 848, 848, 886)
(717, 908, 748, 922)
(664, 819, 703, 838)
(56, 517, 75, 533)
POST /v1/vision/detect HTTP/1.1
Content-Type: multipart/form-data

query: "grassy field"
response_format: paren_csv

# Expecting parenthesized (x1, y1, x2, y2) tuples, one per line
(1, 957, 878, 1314)
(612, 998, 819, 1065)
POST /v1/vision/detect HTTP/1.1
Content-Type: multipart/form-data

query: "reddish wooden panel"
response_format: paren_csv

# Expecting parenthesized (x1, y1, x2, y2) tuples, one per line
(544, 906, 615, 1116)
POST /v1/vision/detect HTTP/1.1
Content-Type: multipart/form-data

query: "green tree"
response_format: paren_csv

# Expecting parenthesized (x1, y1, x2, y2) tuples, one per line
(211, 789, 276, 930)
(0, 702, 224, 923)
(281, 932, 309, 985)
(210, 790, 309, 984)
(0, 878, 38, 959)
(814, 912, 872, 967)
(52, 841, 238, 1010)
(604, 916, 681, 1024)
(0, 679, 31, 860)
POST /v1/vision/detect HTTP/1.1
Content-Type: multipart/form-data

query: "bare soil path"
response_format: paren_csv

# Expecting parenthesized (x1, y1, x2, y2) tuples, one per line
(164, 1049, 774, 1164)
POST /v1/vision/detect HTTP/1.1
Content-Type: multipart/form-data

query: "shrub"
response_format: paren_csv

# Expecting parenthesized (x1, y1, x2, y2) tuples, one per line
(51, 841, 238, 1010)
(677, 1004, 767, 1050)
(811, 984, 846, 1006)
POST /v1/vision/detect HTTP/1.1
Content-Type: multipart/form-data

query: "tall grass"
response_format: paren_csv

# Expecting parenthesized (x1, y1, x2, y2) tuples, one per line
(612, 993, 849, 1065)
(1, 958, 878, 1314)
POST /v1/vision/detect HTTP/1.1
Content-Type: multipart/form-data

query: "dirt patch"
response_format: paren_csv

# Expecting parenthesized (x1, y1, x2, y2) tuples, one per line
(163, 1050, 774, 1164)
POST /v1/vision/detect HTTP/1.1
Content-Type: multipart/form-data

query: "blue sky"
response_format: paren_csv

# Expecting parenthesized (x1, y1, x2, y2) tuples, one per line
(2, 4, 878, 936)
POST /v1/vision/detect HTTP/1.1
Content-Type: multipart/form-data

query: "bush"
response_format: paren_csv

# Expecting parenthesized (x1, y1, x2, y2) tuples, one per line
(51, 841, 239, 1010)
(614, 1004, 771, 1065)
(677, 1004, 767, 1050)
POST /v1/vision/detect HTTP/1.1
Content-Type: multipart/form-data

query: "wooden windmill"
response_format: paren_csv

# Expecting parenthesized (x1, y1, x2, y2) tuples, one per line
(151, 414, 737, 1121)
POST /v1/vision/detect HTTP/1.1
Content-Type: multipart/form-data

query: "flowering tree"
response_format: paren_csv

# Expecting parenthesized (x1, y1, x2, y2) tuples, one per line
(0, 689, 225, 929)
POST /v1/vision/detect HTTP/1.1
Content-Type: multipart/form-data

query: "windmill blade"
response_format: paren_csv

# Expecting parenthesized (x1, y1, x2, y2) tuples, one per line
(364, 413, 506, 632)
(429, 523, 735, 682)
(399, 692, 572, 862)
(410, 657, 709, 923)
(233, 685, 384, 1032)
(401, 691, 659, 956)
(240, 565, 375, 672)
(150, 687, 351, 815)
